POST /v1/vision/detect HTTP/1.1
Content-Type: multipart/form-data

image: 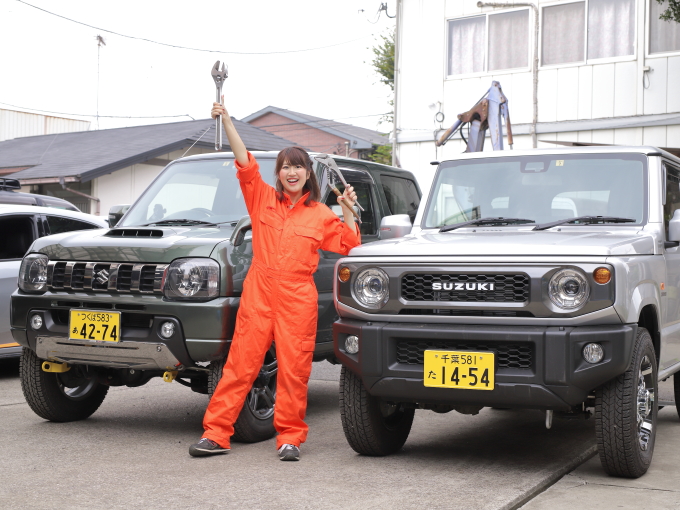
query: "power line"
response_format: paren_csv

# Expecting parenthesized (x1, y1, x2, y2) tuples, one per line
(16, 0, 367, 55)
(0, 101, 195, 120)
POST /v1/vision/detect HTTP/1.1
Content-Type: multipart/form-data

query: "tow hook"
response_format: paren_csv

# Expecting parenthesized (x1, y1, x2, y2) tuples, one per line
(42, 361, 70, 373)
(163, 370, 178, 383)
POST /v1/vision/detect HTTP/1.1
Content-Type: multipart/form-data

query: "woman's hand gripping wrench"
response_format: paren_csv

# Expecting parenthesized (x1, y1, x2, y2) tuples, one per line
(314, 154, 362, 223)
(211, 61, 228, 151)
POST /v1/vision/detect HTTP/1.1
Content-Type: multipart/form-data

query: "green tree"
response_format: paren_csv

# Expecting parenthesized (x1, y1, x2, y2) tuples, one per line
(368, 30, 395, 165)
(657, 0, 680, 22)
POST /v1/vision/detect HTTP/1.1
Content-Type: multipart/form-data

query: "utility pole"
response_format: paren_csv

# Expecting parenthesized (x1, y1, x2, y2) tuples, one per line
(391, 0, 401, 167)
(96, 35, 106, 130)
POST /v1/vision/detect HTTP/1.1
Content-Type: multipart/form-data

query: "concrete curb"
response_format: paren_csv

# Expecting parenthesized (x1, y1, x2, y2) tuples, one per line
(501, 445, 598, 510)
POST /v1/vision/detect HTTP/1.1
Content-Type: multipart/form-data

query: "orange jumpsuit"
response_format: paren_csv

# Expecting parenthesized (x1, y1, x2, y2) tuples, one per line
(203, 152, 361, 449)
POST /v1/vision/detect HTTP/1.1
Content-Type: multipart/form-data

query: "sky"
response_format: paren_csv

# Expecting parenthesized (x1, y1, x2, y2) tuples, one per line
(0, 0, 396, 133)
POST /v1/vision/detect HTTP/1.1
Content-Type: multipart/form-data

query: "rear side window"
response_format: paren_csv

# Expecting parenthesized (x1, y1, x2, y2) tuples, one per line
(46, 216, 99, 235)
(0, 215, 35, 259)
(381, 175, 420, 222)
(324, 181, 377, 236)
(664, 163, 680, 238)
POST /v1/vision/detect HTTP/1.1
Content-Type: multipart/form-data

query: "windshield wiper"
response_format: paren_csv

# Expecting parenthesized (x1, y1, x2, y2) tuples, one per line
(439, 217, 535, 232)
(533, 216, 636, 231)
(143, 219, 217, 226)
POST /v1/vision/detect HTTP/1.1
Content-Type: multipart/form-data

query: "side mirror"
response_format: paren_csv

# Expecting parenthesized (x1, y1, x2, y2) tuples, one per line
(379, 214, 412, 240)
(230, 215, 252, 247)
(108, 204, 130, 227)
(669, 209, 680, 243)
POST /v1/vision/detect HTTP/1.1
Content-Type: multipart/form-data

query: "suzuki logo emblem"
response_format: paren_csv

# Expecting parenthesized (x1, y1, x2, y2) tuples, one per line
(94, 269, 110, 285)
(431, 282, 495, 291)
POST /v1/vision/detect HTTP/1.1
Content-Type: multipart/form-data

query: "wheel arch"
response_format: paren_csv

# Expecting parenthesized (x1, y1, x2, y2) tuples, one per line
(638, 304, 660, 364)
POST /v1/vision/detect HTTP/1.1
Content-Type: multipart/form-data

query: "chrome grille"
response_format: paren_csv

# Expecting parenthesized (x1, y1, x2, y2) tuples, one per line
(401, 273, 530, 303)
(396, 340, 534, 369)
(47, 261, 168, 294)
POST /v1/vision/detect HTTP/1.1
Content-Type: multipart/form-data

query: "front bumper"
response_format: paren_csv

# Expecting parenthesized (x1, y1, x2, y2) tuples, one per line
(333, 320, 637, 411)
(10, 290, 240, 367)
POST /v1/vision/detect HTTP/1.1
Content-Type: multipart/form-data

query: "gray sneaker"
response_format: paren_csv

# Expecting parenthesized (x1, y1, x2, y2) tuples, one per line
(189, 438, 230, 457)
(277, 444, 300, 461)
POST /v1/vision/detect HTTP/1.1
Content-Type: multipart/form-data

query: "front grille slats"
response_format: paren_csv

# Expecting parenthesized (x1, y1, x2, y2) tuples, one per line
(398, 309, 534, 317)
(396, 340, 534, 370)
(401, 273, 529, 303)
(47, 260, 167, 295)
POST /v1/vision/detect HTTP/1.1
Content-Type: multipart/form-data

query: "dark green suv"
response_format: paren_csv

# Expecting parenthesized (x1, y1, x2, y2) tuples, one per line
(10, 151, 420, 441)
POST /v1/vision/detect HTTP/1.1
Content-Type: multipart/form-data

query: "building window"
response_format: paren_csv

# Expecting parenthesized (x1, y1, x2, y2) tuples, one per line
(650, 1, 680, 54)
(587, 0, 635, 59)
(540, 0, 634, 66)
(488, 10, 529, 71)
(447, 9, 529, 76)
(542, 2, 585, 66)
(448, 16, 486, 75)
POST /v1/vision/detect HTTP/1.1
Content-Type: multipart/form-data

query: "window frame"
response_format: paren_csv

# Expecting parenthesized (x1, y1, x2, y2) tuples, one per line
(539, 0, 638, 70)
(445, 7, 532, 79)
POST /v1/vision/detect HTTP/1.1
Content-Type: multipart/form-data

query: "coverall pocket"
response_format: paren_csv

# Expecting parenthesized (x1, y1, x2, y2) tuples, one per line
(259, 210, 283, 253)
(295, 336, 316, 378)
(290, 225, 323, 263)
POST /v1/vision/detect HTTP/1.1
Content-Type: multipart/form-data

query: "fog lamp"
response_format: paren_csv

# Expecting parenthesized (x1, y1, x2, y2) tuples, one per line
(160, 321, 175, 339)
(593, 267, 611, 284)
(345, 335, 359, 354)
(583, 343, 604, 364)
(339, 267, 351, 283)
(30, 314, 43, 330)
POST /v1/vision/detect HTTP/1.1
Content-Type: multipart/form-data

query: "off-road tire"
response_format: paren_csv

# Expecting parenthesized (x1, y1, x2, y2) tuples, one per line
(595, 327, 658, 478)
(674, 371, 680, 420)
(20, 348, 108, 422)
(207, 347, 277, 443)
(339, 366, 414, 456)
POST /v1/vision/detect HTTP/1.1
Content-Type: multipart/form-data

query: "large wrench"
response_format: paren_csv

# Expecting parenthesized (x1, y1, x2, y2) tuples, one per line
(211, 61, 228, 151)
(313, 154, 363, 223)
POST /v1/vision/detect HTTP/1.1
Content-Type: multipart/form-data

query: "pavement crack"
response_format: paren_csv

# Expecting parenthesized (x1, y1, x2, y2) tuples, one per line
(0, 402, 27, 407)
(586, 482, 680, 493)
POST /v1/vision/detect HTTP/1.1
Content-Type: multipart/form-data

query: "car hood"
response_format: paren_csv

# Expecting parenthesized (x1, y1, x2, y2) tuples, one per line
(30, 226, 234, 263)
(349, 228, 655, 257)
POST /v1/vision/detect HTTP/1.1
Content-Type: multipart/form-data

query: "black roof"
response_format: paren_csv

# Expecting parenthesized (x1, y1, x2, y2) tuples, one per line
(0, 118, 296, 183)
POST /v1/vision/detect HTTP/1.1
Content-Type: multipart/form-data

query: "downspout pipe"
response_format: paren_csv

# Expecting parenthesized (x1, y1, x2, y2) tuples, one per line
(477, 1, 538, 148)
(58, 177, 101, 216)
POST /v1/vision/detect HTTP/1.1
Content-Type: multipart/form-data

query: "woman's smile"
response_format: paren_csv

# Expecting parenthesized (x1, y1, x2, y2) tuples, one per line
(279, 162, 308, 202)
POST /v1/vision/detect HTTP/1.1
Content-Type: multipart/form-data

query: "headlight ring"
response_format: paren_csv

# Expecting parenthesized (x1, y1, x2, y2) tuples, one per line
(18, 254, 49, 293)
(163, 258, 220, 300)
(352, 268, 389, 309)
(548, 268, 590, 310)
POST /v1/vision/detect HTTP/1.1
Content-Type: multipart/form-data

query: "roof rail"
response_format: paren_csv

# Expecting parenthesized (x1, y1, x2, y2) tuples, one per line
(0, 178, 21, 191)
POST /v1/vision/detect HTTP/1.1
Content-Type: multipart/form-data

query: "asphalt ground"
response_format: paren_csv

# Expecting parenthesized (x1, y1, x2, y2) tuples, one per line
(0, 357, 675, 510)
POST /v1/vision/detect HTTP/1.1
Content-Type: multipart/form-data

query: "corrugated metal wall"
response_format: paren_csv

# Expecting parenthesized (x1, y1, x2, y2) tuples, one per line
(0, 109, 90, 142)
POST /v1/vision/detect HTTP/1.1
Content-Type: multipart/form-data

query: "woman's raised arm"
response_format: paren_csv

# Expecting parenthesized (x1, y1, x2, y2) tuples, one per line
(211, 98, 248, 166)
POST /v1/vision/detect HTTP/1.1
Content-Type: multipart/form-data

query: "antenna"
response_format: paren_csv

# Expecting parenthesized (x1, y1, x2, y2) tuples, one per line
(96, 34, 106, 130)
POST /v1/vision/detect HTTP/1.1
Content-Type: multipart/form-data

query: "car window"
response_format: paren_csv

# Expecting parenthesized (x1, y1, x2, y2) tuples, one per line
(46, 216, 100, 235)
(324, 181, 376, 236)
(664, 163, 680, 238)
(381, 175, 420, 222)
(40, 197, 79, 211)
(0, 215, 35, 260)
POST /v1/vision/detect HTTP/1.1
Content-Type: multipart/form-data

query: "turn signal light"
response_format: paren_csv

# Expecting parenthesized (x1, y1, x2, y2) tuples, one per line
(593, 267, 611, 284)
(339, 267, 351, 282)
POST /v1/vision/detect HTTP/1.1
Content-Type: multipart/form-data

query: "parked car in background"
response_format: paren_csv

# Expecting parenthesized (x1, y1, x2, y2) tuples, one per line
(0, 178, 80, 211)
(1, 205, 108, 360)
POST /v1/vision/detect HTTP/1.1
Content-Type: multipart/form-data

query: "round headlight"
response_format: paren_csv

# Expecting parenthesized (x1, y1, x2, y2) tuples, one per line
(18, 254, 49, 293)
(352, 268, 389, 309)
(548, 268, 590, 310)
(163, 258, 219, 300)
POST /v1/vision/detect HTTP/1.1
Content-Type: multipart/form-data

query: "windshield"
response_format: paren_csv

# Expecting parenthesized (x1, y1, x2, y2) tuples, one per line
(423, 153, 647, 228)
(120, 158, 276, 226)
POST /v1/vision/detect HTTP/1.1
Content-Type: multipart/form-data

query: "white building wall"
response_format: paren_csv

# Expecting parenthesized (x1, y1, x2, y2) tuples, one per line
(0, 109, 90, 142)
(91, 147, 211, 217)
(396, 0, 680, 195)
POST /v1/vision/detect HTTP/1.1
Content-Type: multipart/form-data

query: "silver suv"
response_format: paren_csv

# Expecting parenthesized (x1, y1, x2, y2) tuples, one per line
(333, 146, 680, 478)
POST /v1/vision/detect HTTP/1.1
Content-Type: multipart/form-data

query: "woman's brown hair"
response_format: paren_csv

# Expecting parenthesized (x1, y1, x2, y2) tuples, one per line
(275, 146, 321, 206)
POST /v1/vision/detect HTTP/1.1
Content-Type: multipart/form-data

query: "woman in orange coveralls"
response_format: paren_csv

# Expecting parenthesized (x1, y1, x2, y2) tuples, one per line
(189, 100, 360, 461)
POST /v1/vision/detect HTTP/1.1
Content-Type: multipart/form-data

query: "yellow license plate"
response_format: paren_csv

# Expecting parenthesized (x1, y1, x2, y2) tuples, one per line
(69, 310, 121, 342)
(424, 350, 495, 390)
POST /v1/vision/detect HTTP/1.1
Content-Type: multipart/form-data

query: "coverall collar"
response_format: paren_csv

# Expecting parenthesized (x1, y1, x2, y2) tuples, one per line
(283, 190, 311, 208)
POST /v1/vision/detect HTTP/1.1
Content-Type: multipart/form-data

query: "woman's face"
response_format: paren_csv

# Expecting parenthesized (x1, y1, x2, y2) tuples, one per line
(278, 160, 309, 198)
